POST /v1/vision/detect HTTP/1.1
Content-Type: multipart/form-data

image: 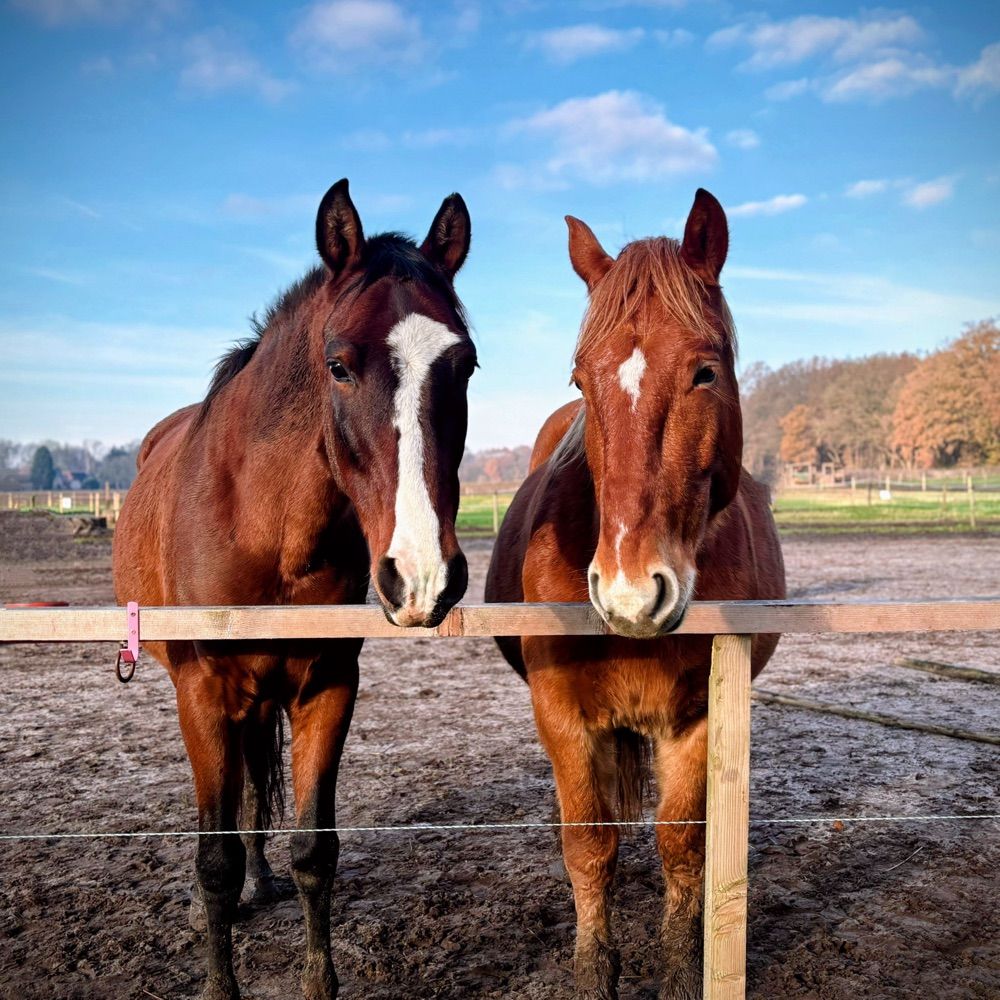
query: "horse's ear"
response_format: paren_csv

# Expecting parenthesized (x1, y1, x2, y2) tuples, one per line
(680, 188, 728, 282)
(566, 216, 613, 291)
(316, 178, 365, 278)
(421, 193, 471, 280)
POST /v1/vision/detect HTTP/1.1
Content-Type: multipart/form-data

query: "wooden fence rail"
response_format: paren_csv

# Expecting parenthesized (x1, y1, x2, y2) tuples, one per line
(2, 598, 998, 1000)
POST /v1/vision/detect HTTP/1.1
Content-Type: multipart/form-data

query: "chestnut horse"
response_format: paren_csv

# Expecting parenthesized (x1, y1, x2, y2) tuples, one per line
(113, 179, 476, 1000)
(485, 190, 785, 1000)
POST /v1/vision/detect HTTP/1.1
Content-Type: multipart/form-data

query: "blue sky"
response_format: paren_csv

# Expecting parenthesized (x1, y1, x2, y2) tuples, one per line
(1, 0, 998, 450)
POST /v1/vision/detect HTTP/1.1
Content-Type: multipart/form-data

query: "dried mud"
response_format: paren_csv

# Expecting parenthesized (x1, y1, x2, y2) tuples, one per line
(0, 510, 998, 999)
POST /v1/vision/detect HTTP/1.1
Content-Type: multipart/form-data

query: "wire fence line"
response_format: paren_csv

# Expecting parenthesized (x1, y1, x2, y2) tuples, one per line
(2, 812, 998, 843)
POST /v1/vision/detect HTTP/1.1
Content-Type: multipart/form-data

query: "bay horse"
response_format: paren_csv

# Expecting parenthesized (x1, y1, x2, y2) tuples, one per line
(485, 190, 785, 999)
(113, 179, 475, 1000)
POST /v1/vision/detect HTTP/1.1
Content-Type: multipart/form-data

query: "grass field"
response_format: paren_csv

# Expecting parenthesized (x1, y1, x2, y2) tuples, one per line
(457, 487, 1000, 537)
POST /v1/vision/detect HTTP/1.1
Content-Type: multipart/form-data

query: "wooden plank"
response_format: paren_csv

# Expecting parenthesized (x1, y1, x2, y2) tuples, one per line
(892, 656, 1000, 685)
(752, 689, 1000, 746)
(2, 599, 1000, 643)
(703, 634, 752, 1000)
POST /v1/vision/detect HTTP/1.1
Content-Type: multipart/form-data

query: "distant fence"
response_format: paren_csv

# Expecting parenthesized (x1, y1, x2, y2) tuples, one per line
(5, 485, 529, 533)
(2, 597, 998, 1000)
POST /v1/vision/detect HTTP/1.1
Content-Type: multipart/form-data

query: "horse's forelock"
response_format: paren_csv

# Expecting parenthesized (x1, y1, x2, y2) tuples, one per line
(575, 238, 736, 361)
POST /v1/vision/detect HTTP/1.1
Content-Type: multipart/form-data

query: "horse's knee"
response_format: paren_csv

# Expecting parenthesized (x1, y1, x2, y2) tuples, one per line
(291, 829, 339, 893)
(197, 833, 246, 901)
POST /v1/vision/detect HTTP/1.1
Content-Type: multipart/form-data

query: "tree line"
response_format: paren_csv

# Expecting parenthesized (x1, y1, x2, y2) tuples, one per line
(2, 320, 996, 491)
(0, 440, 141, 491)
(741, 319, 999, 481)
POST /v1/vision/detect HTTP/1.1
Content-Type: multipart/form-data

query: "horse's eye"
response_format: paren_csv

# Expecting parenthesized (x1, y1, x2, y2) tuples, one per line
(693, 366, 717, 387)
(327, 359, 352, 383)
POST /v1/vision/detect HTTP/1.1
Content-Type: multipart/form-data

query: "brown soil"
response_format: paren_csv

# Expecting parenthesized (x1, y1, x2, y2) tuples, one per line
(0, 510, 997, 999)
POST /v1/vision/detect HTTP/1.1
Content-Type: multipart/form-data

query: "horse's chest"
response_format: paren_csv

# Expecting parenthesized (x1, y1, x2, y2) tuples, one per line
(601, 659, 705, 736)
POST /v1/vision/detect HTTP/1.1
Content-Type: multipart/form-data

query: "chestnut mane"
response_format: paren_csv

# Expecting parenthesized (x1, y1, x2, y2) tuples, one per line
(577, 237, 736, 358)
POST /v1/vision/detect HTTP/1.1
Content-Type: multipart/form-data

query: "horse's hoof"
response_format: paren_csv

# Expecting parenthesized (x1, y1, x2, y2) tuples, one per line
(201, 972, 239, 1000)
(574, 941, 620, 1000)
(302, 956, 338, 1000)
(244, 873, 297, 907)
(658, 964, 700, 1000)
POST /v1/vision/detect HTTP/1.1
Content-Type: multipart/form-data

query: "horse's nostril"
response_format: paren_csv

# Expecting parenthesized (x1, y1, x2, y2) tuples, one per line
(649, 572, 669, 619)
(376, 556, 405, 610)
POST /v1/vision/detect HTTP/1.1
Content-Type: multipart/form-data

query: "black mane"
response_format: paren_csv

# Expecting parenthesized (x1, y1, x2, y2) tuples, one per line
(199, 232, 468, 414)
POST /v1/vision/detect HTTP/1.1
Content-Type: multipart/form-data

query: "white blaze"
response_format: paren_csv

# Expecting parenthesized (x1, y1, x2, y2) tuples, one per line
(617, 347, 646, 411)
(386, 313, 460, 614)
(614, 520, 627, 567)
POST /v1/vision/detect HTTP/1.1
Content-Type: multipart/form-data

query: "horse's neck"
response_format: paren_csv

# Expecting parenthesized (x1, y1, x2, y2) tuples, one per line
(196, 334, 351, 567)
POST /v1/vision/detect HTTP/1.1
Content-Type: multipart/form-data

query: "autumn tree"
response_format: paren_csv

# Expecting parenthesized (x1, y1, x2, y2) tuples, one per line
(892, 320, 1000, 467)
(814, 354, 917, 468)
(779, 404, 818, 464)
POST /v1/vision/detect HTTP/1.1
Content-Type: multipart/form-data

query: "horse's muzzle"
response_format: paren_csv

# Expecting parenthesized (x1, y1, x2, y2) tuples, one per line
(376, 551, 468, 628)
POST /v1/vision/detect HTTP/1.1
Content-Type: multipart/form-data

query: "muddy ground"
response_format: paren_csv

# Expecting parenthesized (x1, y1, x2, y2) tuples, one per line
(0, 510, 997, 999)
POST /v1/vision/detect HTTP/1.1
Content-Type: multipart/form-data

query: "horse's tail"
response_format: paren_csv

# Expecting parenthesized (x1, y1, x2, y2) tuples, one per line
(241, 704, 286, 830)
(614, 727, 650, 827)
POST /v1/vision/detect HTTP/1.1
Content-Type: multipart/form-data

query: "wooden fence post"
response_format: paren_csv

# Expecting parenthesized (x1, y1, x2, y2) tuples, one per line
(968, 476, 976, 530)
(703, 633, 752, 1000)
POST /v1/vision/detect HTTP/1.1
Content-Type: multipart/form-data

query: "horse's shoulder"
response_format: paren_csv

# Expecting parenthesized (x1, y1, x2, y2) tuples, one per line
(137, 403, 199, 470)
(529, 399, 583, 473)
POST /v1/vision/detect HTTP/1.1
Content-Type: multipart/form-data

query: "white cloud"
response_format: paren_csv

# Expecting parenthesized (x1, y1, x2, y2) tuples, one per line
(342, 128, 393, 153)
(23, 266, 89, 286)
(289, 0, 424, 72)
(180, 34, 296, 103)
(508, 90, 717, 185)
(654, 28, 694, 47)
(709, 14, 923, 71)
(845, 179, 888, 198)
(726, 128, 760, 150)
(10, 0, 177, 26)
(822, 55, 949, 102)
(526, 24, 644, 64)
(220, 192, 315, 219)
(902, 177, 954, 209)
(729, 267, 998, 336)
(401, 127, 477, 148)
(955, 42, 1000, 99)
(80, 55, 114, 76)
(765, 78, 810, 101)
(727, 193, 807, 218)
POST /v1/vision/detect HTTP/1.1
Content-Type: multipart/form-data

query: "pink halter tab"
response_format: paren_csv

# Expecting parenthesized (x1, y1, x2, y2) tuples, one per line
(115, 601, 140, 682)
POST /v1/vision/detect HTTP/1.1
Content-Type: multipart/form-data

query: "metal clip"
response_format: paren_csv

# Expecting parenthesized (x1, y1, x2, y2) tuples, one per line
(115, 601, 140, 683)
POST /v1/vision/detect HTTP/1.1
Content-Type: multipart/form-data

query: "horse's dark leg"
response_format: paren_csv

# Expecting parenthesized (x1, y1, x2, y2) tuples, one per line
(177, 666, 247, 1000)
(241, 700, 283, 904)
(287, 653, 359, 1000)
(533, 684, 620, 1000)
(652, 717, 707, 1000)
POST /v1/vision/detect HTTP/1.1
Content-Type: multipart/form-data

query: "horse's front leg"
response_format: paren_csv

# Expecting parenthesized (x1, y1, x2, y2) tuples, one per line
(177, 666, 247, 1000)
(287, 651, 359, 1000)
(653, 716, 707, 1000)
(532, 679, 620, 1000)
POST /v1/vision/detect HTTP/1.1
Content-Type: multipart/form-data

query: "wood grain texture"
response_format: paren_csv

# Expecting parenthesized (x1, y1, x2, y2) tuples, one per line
(703, 634, 752, 1000)
(1, 599, 999, 643)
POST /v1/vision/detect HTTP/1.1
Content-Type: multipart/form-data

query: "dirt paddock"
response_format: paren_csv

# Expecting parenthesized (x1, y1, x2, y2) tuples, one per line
(0, 510, 998, 999)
